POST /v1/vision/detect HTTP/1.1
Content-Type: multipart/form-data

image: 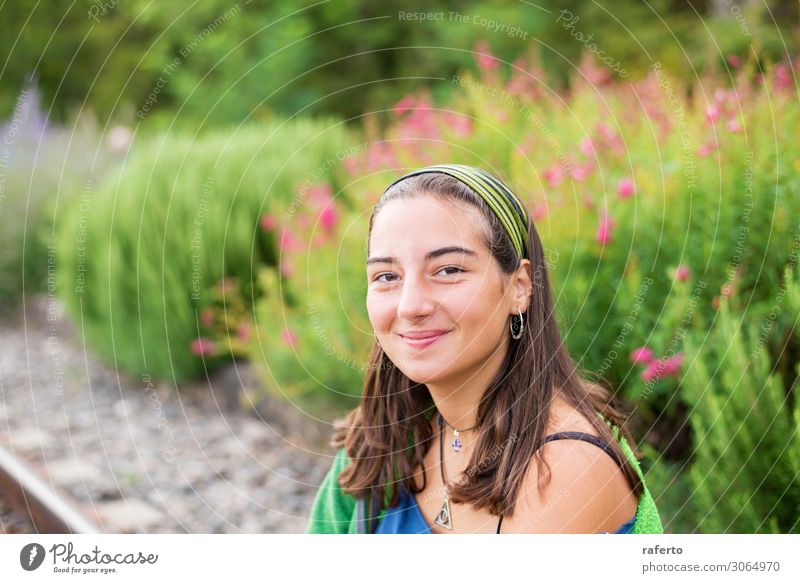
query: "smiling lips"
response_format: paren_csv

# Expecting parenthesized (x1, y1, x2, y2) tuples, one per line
(399, 330, 450, 349)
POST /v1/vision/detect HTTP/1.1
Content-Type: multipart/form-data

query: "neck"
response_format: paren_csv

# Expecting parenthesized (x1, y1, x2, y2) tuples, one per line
(425, 335, 510, 455)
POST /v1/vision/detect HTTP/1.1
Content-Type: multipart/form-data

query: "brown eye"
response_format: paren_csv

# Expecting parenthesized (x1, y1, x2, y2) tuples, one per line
(373, 272, 398, 283)
(371, 266, 464, 284)
(438, 265, 465, 276)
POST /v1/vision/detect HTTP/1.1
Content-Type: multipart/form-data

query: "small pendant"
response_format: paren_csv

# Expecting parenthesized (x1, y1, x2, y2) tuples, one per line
(434, 494, 453, 530)
(451, 429, 462, 453)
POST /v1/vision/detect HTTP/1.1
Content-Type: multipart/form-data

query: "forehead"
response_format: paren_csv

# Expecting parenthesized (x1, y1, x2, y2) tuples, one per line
(369, 197, 487, 256)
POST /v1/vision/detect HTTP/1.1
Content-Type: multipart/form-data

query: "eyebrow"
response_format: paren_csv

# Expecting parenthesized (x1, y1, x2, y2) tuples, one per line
(366, 246, 479, 266)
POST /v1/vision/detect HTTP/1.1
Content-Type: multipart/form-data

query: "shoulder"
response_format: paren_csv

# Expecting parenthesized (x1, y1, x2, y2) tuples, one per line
(500, 399, 639, 533)
(306, 447, 357, 534)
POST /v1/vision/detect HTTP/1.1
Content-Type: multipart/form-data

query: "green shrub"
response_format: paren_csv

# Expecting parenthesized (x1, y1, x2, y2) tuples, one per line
(250, 212, 373, 419)
(681, 272, 799, 533)
(56, 117, 352, 380)
(241, 55, 800, 533)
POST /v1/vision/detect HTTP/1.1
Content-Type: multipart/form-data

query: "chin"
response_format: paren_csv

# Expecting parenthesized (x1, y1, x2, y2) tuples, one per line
(394, 360, 453, 385)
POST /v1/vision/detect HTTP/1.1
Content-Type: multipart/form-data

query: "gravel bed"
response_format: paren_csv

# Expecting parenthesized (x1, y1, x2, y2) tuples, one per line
(0, 295, 340, 533)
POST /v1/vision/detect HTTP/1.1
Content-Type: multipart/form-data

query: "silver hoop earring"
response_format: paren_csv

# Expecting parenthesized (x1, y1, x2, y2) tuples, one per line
(510, 307, 524, 340)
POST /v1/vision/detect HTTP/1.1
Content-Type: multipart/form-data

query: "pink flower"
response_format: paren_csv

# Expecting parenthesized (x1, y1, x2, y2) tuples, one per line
(674, 264, 691, 282)
(617, 178, 635, 199)
(308, 183, 333, 206)
(727, 119, 742, 133)
(532, 203, 548, 221)
(493, 109, 509, 123)
(393, 94, 417, 116)
(505, 59, 540, 97)
(364, 141, 398, 172)
(444, 112, 473, 137)
(727, 54, 741, 68)
(279, 228, 300, 251)
(641, 362, 660, 382)
(596, 213, 615, 245)
(580, 137, 595, 156)
(505, 74, 528, 95)
(280, 259, 294, 278)
(342, 155, 360, 176)
(237, 322, 251, 343)
(774, 63, 792, 91)
(518, 136, 535, 155)
(199, 308, 214, 328)
(475, 40, 500, 70)
(630, 347, 654, 364)
(578, 53, 612, 86)
(660, 353, 684, 377)
(705, 104, 721, 124)
(596, 122, 623, 155)
(282, 328, 298, 347)
(396, 97, 440, 140)
(641, 353, 684, 382)
(596, 122, 616, 142)
(297, 214, 310, 229)
(320, 205, 338, 230)
(697, 141, 717, 157)
(570, 160, 594, 182)
(543, 165, 565, 188)
(260, 214, 277, 231)
(454, 116, 473, 137)
(191, 337, 216, 357)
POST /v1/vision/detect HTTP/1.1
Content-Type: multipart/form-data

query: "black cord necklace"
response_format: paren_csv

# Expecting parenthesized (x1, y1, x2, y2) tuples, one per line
(434, 412, 477, 530)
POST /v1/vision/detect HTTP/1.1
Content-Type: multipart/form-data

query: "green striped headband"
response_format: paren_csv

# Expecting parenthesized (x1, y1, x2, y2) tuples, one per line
(384, 164, 530, 259)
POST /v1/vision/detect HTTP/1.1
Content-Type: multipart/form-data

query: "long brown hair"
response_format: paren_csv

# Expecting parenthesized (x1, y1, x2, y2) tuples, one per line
(333, 171, 644, 519)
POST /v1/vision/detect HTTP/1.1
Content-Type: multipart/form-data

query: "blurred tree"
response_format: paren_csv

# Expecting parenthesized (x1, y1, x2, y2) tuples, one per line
(0, 0, 796, 127)
(0, 1, 156, 123)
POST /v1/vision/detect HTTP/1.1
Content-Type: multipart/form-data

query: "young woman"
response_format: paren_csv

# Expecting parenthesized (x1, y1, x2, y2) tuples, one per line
(307, 164, 663, 534)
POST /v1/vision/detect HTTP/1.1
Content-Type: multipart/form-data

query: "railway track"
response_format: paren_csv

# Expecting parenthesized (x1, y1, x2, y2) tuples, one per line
(0, 489, 35, 533)
(0, 297, 325, 534)
(0, 442, 101, 534)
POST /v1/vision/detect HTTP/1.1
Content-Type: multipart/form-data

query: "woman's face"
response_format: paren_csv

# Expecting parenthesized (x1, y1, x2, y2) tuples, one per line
(366, 195, 530, 387)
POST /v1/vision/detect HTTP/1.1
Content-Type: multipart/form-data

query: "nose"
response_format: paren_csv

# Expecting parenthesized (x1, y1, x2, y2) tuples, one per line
(396, 273, 436, 322)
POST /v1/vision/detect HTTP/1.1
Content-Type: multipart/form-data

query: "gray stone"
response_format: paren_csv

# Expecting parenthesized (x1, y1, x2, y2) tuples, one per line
(95, 498, 166, 533)
(8, 428, 56, 453)
(45, 457, 102, 486)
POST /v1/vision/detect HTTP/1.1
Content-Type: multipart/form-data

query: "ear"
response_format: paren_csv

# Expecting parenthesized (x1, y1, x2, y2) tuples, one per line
(511, 259, 533, 313)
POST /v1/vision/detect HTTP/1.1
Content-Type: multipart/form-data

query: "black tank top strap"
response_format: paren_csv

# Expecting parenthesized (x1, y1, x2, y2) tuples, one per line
(541, 431, 626, 468)
(496, 431, 624, 534)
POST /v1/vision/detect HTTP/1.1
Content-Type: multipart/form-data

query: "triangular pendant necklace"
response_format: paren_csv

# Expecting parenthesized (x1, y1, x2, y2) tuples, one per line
(434, 412, 477, 531)
(434, 489, 453, 529)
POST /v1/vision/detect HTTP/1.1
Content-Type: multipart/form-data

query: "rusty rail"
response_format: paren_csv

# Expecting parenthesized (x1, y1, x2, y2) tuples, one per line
(0, 443, 101, 534)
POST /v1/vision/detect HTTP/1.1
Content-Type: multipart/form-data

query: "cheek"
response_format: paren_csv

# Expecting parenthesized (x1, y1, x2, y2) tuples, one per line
(453, 286, 507, 332)
(366, 293, 392, 331)
(448, 283, 498, 319)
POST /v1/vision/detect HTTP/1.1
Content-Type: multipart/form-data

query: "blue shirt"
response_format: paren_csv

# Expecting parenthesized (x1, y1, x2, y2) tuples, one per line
(375, 485, 636, 534)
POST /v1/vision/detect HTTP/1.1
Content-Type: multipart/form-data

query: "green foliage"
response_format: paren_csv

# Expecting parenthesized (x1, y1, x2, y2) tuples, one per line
(245, 55, 798, 531)
(638, 447, 696, 534)
(251, 215, 373, 419)
(55, 117, 351, 380)
(3, 1, 796, 128)
(682, 285, 799, 533)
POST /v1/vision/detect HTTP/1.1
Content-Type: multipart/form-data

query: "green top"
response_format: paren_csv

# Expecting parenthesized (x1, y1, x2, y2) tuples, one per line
(306, 415, 664, 534)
